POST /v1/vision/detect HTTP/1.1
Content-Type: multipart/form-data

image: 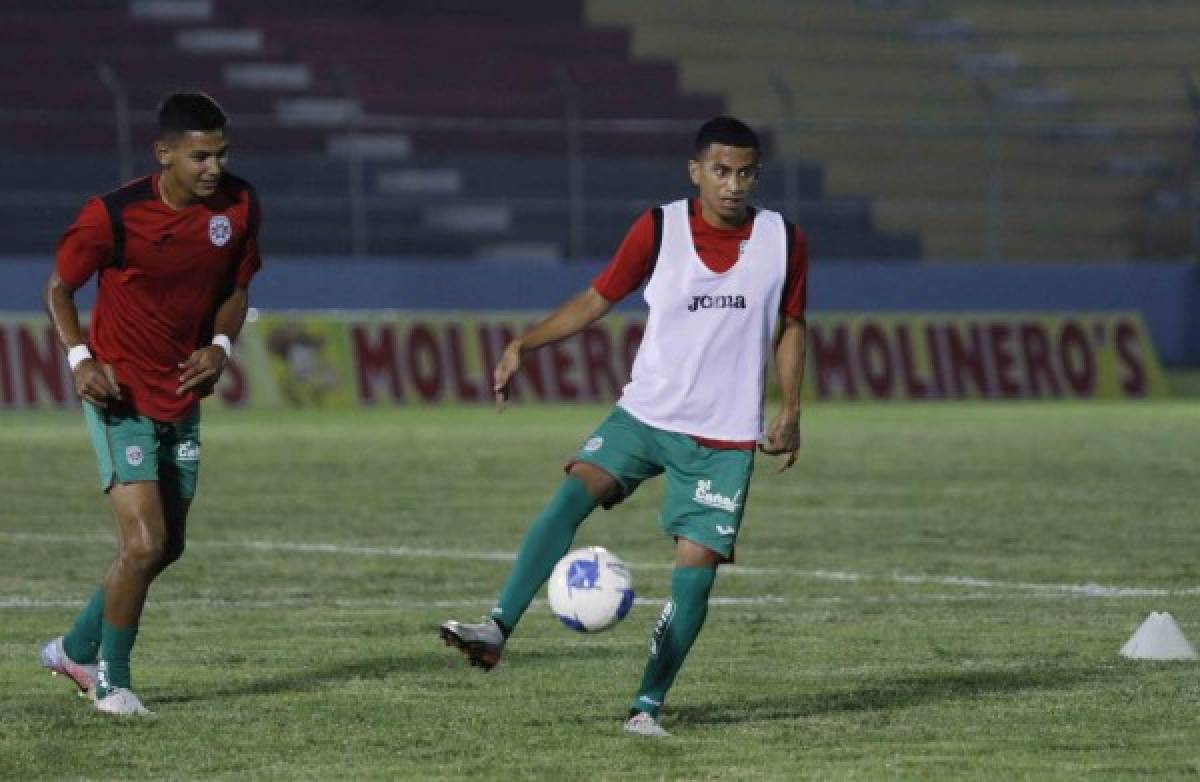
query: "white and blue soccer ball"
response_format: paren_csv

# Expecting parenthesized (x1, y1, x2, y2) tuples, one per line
(547, 546, 634, 633)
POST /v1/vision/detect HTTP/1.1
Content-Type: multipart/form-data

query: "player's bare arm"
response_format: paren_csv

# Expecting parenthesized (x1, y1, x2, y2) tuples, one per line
(761, 315, 806, 473)
(44, 271, 122, 407)
(493, 287, 614, 410)
(177, 285, 249, 396)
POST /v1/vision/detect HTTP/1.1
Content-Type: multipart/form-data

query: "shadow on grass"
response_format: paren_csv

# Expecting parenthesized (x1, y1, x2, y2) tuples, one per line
(153, 653, 439, 705)
(153, 641, 624, 705)
(671, 663, 1117, 726)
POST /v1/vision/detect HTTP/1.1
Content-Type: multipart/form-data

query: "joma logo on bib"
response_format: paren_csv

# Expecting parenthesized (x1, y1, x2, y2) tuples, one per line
(688, 294, 746, 312)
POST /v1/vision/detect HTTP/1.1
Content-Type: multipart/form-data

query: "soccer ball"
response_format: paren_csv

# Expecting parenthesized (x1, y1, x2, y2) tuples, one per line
(547, 546, 635, 633)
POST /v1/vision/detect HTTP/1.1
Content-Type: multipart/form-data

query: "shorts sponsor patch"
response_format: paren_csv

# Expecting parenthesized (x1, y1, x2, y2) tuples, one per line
(693, 479, 741, 512)
(583, 436, 604, 452)
(176, 441, 200, 462)
(125, 445, 144, 467)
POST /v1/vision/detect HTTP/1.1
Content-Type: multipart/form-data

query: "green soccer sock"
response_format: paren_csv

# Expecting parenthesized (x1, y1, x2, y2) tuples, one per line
(62, 586, 104, 664)
(96, 620, 138, 697)
(491, 476, 598, 632)
(631, 565, 717, 717)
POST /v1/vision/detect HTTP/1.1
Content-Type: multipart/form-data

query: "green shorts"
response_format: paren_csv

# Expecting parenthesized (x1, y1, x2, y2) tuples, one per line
(83, 402, 202, 500)
(572, 406, 755, 561)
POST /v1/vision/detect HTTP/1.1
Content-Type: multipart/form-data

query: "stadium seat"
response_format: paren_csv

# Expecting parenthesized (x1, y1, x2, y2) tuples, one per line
(584, 0, 1200, 259)
(0, 0, 925, 259)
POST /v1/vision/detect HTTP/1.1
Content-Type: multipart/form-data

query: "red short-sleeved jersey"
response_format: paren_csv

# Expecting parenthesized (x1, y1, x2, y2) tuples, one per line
(592, 199, 808, 318)
(56, 172, 262, 421)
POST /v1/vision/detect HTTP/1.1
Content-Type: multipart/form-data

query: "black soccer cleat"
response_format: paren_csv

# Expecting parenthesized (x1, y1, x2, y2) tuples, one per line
(439, 618, 506, 672)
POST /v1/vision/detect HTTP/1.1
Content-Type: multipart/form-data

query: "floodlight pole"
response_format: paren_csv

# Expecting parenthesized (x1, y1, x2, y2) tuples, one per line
(555, 67, 585, 259)
(97, 64, 133, 184)
(340, 72, 367, 258)
(347, 117, 367, 258)
(974, 79, 1006, 261)
(1191, 157, 1200, 262)
(986, 104, 1006, 261)
(1184, 70, 1200, 262)
(768, 72, 799, 220)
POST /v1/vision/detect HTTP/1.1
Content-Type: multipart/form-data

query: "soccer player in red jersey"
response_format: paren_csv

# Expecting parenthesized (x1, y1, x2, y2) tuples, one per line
(442, 117, 807, 737)
(40, 92, 262, 715)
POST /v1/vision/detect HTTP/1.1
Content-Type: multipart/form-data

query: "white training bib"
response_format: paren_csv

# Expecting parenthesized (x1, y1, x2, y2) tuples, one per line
(617, 199, 787, 441)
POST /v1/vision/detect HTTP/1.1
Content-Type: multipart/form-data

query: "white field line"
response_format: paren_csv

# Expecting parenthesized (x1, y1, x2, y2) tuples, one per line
(0, 596, 786, 610)
(5, 531, 1200, 599)
(0, 593, 1106, 611)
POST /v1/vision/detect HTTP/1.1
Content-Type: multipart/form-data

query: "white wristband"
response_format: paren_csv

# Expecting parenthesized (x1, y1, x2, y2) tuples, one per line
(67, 344, 92, 370)
(212, 334, 233, 357)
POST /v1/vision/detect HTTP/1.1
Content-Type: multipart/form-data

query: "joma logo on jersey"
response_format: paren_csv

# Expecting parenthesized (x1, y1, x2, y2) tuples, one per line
(687, 294, 746, 312)
(693, 480, 741, 512)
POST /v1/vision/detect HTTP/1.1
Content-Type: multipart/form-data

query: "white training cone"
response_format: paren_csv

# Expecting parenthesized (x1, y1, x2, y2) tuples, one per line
(1119, 612, 1199, 661)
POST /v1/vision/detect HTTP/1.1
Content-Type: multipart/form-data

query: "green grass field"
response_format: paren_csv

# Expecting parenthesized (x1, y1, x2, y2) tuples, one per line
(2, 402, 1199, 780)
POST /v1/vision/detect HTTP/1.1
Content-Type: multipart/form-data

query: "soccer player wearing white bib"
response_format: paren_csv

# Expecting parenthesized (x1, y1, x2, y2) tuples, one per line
(441, 117, 808, 738)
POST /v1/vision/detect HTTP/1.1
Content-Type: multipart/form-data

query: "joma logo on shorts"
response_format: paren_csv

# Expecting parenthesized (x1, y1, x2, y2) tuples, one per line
(687, 294, 746, 312)
(176, 442, 200, 461)
(693, 480, 741, 512)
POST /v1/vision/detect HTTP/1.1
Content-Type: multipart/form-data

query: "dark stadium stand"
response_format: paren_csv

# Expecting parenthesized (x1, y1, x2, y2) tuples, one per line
(0, 0, 919, 260)
(587, 0, 1200, 260)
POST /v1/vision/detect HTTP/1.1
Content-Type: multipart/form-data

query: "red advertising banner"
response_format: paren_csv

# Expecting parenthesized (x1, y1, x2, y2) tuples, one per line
(0, 310, 1167, 410)
(342, 313, 646, 405)
(803, 313, 1167, 400)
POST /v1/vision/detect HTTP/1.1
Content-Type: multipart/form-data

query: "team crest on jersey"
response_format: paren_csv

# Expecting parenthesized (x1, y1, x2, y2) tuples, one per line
(125, 445, 144, 467)
(208, 215, 232, 247)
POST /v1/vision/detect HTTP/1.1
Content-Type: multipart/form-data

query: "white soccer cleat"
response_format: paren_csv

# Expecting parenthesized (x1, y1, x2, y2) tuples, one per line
(94, 687, 153, 716)
(39, 636, 98, 699)
(624, 711, 671, 738)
